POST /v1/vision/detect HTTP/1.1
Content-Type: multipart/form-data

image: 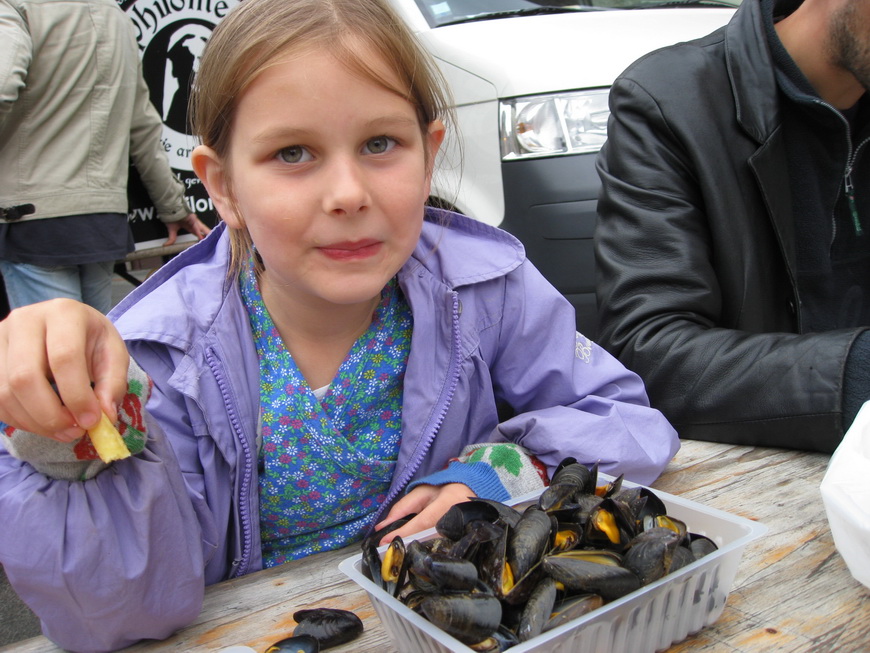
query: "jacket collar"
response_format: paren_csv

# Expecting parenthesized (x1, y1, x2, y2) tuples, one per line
(726, 0, 802, 144)
(410, 208, 525, 289)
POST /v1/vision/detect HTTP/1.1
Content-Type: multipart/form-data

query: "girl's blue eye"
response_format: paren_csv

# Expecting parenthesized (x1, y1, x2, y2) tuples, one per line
(277, 146, 311, 163)
(365, 136, 396, 154)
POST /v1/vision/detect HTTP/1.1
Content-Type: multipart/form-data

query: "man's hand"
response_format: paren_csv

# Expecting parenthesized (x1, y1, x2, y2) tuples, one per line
(163, 213, 211, 246)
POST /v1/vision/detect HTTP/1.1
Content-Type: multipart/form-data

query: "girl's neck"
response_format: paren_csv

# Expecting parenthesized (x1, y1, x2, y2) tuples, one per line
(259, 275, 381, 389)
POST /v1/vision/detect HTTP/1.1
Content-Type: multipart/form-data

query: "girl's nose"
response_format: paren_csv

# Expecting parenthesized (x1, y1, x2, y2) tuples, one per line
(324, 157, 370, 217)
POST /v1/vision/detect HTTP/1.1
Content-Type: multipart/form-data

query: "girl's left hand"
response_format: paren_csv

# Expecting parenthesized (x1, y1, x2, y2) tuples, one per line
(374, 483, 475, 545)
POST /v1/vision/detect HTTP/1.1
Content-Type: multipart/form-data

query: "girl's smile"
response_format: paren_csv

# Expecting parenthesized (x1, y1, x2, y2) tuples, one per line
(318, 239, 383, 261)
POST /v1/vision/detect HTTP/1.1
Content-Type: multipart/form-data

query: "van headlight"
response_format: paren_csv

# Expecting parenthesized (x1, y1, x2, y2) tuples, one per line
(499, 89, 610, 160)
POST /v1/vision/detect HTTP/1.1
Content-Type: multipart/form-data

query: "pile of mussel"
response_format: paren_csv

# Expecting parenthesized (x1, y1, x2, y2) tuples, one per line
(361, 457, 718, 651)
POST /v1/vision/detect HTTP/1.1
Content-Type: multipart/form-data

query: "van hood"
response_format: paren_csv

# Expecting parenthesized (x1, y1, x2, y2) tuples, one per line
(418, 8, 735, 102)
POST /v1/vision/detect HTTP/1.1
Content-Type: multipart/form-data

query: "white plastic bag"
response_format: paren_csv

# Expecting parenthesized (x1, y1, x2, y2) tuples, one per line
(820, 401, 870, 590)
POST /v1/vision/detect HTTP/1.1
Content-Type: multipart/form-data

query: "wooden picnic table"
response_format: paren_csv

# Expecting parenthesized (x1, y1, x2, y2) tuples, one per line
(4, 439, 869, 652)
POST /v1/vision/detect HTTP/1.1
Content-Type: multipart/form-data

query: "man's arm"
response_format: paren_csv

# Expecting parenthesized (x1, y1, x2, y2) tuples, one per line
(595, 74, 859, 453)
(0, 0, 31, 119)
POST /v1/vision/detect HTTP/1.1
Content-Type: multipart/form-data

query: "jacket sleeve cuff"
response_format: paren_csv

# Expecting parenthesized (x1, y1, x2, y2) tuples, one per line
(407, 461, 511, 502)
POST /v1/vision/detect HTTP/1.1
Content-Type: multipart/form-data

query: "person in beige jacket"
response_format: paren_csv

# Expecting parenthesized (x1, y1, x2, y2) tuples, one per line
(0, 0, 210, 313)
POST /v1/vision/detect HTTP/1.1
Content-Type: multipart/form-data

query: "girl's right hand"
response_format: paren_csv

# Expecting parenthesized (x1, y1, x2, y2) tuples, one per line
(0, 299, 130, 442)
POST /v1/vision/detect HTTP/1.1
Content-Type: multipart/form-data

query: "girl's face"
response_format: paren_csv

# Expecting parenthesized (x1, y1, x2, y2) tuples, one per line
(193, 46, 445, 311)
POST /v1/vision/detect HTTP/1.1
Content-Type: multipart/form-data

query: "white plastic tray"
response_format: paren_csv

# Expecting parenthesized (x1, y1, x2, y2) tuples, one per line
(340, 484, 767, 653)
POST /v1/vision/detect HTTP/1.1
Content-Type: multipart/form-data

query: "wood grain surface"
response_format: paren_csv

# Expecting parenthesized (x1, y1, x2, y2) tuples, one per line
(4, 440, 868, 652)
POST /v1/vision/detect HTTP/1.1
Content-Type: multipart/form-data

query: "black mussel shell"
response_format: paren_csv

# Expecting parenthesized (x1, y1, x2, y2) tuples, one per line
(595, 472, 623, 498)
(507, 506, 555, 581)
(516, 576, 558, 642)
(410, 551, 480, 592)
(363, 513, 417, 547)
(543, 593, 605, 632)
(469, 624, 520, 651)
(437, 500, 501, 540)
(450, 519, 504, 561)
(292, 608, 363, 648)
(542, 550, 640, 601)
(688, 533, 719, 559)
(420, 593, 502, 645)
(266, 634, 319, 653)
(623, 527, 683, 585)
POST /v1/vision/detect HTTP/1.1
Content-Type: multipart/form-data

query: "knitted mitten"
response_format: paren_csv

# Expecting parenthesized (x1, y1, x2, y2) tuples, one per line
(1, 358, 152, 481)
(408, 442, 549, 502)
(456, 442, 549, 498)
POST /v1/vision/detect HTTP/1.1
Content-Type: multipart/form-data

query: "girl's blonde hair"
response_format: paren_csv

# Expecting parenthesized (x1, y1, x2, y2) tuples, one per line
(189, 0, 454, 273)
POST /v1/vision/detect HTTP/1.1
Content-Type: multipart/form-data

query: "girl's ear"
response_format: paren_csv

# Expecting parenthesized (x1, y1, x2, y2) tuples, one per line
(426, 120, 447, 175)
(191, 145, 242, 229)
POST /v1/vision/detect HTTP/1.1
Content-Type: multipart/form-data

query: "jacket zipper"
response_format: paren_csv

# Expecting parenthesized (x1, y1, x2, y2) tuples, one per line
(205, 346, 255, 579)
(844, 164, 864, 236)
(814, 98, 869, 237)
(376, 292, 463, 519)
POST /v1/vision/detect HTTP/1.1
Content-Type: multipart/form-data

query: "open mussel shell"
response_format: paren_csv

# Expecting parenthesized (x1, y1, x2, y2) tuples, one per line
(610, 486, 668, 533)
(643, 513, 688, 538)
(541, 550, 640, 601)
(449, 519, 504, 561)
(380, 537, 409, 597)
(688, 533, 719, 560)
(478, 523, 532, 604)
(469, 624, 520, 652)
(551, 521, 583, 553)
(543, 593, 605, 633)
(292, 608, 363, 648)
(265, 634, 319, 653)
(595, 472, 624, 498)
(584, 498, 634, 550)
(420, 593, 502, 645)
(436, 499, 521, 540)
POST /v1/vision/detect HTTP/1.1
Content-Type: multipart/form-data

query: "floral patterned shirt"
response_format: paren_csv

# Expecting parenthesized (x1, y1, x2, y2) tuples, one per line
(240, 263, 412, 567)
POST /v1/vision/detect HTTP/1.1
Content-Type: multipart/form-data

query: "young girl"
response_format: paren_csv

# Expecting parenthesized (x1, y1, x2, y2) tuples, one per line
(0, 0, 678, 650)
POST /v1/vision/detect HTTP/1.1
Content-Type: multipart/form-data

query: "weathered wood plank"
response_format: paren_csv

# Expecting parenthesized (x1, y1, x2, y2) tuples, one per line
(4, 440, 869, 652)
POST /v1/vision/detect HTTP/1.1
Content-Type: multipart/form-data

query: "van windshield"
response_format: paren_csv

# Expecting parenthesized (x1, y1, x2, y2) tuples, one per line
(416, 0, 742, 27)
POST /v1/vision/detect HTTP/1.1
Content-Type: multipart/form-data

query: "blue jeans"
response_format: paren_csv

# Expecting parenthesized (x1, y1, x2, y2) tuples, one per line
(0, 260, 115, 314)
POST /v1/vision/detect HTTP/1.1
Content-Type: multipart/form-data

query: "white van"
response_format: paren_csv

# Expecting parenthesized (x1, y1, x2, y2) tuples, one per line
(387, 0, 740, 336)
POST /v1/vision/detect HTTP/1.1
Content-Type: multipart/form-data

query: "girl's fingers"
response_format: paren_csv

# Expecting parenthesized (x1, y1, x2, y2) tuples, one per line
(0, 299, 128, 439)
(377, 483, 475, 544)
(48, 301, 129, 429)
(0, 305, 77, 438)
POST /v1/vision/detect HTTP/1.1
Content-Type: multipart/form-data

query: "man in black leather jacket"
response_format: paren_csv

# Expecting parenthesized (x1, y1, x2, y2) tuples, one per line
(595, 0, 870, 453)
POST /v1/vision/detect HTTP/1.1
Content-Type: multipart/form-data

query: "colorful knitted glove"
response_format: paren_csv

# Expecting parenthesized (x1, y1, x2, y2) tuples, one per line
(0, 358, 152, 481)
(408, 442, 549, 502)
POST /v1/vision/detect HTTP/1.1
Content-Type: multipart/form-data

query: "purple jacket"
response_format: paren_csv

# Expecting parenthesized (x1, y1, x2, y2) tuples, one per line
(0, 211, 678, 652)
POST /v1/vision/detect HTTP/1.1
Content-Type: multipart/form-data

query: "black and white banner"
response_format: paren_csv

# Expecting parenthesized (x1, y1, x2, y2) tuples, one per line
(120, 0, 238, 247)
